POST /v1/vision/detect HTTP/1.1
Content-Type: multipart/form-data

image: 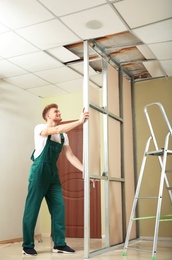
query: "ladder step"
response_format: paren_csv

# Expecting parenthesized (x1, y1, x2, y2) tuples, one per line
(133, 216, 156, 220)
(133, 214, 172, 221)
(160, 218, 172, 222)
(145, 149, 172, 156)
(137, 196, 158, 199)
(167, 187, 172, 190)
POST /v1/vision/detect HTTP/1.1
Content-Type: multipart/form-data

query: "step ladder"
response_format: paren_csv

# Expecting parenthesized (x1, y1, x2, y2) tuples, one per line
(123, 102, 172, 260)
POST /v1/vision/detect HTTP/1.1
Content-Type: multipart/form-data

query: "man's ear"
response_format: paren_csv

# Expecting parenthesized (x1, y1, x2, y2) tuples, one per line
(45, 113, 49, 121)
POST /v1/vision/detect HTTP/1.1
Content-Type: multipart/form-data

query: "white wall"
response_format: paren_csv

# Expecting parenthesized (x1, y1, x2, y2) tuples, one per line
(0, 80, 42, 241)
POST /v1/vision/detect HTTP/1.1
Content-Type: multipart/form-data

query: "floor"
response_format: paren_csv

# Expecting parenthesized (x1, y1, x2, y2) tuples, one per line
(0, 237, 171, 260)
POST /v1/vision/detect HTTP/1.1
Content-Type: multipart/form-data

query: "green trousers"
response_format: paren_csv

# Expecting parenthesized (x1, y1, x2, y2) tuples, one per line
(22, 134, 66, 248)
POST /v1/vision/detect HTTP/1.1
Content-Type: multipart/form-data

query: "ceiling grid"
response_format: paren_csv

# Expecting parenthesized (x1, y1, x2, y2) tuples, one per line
(0, 0, 171, 98)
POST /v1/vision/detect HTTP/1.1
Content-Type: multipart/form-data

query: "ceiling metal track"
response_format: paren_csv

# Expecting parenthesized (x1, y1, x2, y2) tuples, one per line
(88, 39, 133, 80)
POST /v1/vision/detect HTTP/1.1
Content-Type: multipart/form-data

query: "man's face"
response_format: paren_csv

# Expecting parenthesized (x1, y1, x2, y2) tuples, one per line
(47, 107, 62, 122)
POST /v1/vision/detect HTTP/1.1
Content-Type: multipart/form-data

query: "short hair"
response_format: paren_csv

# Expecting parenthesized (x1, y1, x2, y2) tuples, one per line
(42, 103, 58, 121)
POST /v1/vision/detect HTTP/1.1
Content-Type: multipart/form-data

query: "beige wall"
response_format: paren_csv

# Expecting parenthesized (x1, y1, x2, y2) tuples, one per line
(134, 76, 172, 238)
(0, 80, 42, 242)
(42, 93, 83, 121)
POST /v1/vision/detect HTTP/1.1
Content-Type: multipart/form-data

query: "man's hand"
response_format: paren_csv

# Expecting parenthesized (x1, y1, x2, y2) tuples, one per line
(79, 108, 89, 124)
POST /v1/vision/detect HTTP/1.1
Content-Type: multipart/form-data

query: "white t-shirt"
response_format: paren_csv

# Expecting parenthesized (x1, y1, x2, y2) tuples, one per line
(33, 124, 69, 159)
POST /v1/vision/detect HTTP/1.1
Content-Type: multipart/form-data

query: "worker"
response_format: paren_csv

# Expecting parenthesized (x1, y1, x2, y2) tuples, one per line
(22, 104, 89, 255)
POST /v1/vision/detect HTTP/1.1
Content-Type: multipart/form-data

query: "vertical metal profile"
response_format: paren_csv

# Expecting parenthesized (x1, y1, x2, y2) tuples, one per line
(102, 58, 110, 247)
(83, 40, 90, 259)
(118, 65, 126, 240)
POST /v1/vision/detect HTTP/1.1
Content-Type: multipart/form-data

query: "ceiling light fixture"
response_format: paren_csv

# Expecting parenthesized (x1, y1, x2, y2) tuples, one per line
(85, 20, 103, 30)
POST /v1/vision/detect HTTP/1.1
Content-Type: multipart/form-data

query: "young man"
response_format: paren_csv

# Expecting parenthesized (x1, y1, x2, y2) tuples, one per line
(22, 104, 89, 256)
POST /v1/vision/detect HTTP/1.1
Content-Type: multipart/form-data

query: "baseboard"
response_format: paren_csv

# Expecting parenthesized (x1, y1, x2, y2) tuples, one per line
(0, 234, 42, 244)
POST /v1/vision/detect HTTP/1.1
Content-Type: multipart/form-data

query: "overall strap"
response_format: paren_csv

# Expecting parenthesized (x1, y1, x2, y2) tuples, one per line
(60, 133, 65, 145)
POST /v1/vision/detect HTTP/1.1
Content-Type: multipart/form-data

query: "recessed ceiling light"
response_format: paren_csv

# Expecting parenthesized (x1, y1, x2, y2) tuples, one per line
(85, 20, 103, 30)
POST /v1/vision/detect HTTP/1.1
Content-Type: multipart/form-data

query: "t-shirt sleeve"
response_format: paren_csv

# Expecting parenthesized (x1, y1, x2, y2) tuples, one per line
(34, 124, 69, 146)
(34, 124, 47, 136)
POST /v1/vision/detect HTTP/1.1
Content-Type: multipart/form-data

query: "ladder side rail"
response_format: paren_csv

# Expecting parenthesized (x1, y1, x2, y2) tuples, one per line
(144, 107, 160, 152)
(164, 174, 172, 202)
(123, 136, 152, 254)
(144, 102, 172, 135)
(161, 132, 172, 202)
(152, 133, 170, 259)
(155, 133, 172, 202)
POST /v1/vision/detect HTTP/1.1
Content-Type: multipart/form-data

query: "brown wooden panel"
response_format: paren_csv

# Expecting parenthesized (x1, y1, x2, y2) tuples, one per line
(57, 123, 101, 238)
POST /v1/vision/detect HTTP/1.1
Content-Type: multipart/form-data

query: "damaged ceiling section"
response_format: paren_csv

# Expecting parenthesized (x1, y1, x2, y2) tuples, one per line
(64, 31, 165, 82)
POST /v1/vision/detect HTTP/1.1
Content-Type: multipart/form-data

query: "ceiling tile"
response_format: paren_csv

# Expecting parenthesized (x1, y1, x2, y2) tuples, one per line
(35, 66, 82, 84)
(16, 19, 81, 50)
(0, 24, 9, 33)
(69, 62, 97, 76)
(0, 60, 26, 78)
(142, 61, 165, 77)
(40, 0, 106, 16)
(133, 19, 172, 44)
(160, 60, 172, 76)
(136, 45, 156, 60)
(114, 0, 172, 28)
(4, 73, 48, 89)
(47, 46, 80, 62)
(0, 0, 53, 29)
(56, 78, 83, 93)
(28, 84, 68, 98)
(61, 5, 127, 40)
(9, 51, 63, 72)
(148, 42, 172, 60)
(0, 32, 38, 58)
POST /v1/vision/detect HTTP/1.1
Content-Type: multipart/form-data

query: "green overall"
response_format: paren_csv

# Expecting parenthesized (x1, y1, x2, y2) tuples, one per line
(22, 134, 66, 249)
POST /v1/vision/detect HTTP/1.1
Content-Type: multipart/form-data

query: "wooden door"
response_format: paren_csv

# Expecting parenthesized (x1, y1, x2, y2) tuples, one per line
(57, 122, 101, 238)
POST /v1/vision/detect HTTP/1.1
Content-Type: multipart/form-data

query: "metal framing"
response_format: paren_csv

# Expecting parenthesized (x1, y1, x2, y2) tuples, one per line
(83, 40, 127, 258)
(83, 40, 90, 257)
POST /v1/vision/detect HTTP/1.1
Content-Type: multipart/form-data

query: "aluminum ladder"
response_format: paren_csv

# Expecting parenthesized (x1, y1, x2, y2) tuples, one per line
(123, 102, 172, 260)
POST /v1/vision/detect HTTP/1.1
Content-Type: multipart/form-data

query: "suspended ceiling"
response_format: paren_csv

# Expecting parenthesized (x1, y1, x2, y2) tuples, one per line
(0, 0, 171, 98)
